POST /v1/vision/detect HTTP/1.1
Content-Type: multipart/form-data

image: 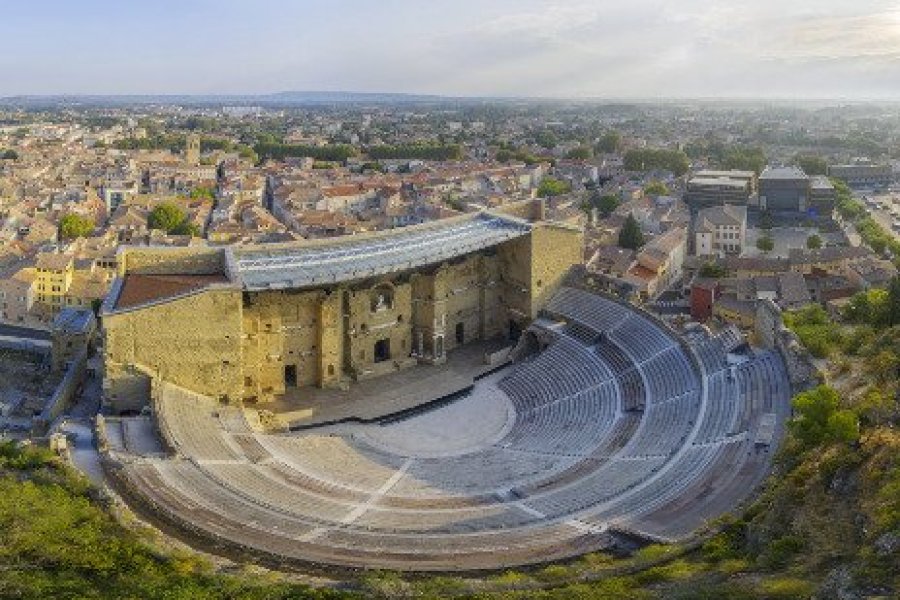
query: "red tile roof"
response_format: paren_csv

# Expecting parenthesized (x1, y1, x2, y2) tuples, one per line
(115, 273, 229, 309)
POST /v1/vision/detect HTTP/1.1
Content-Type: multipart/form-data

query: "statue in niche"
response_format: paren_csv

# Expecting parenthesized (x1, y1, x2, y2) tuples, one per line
(371, 285, 393, 312)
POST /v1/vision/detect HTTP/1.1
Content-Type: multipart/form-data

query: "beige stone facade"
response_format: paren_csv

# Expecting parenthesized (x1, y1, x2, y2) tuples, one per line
(101, 209, 582, 412)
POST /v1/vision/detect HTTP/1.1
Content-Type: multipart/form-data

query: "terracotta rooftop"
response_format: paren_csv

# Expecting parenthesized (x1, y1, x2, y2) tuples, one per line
(114, 273, 230, 310)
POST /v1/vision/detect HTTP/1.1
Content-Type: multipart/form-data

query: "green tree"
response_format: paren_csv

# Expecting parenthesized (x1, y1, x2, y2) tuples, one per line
(843, 288, 889, 326)
(566, 146, 593, 160)
(534, 130, 558, 149)
(1, 149, 18, 160)
(237, 144, 258, 163)
(360, 161, 384, 173)
(783, 304, 845, 358)
(495, 148, 514, 162)
(595, 131, 622, 154)
(888, 275, 900, 326)
(254, 142, 357, 163)
(757, 235, 774, 252)
(857, 388, 896, 426)
(869, 349, 900, 385)
(643, 180, 670, 197)
(171, 221, 201, 237)
(537, 177, 572, 198)
(367, 143, 462, 161)
(790, 385, 859, 448)
(587, 191, 620, 218)
(699, 262, 728, 278)
(618, 213, 645, 250)
(58, 214, 94, 240)
(623, 149, 690, 176)
(190, 186, 215, 200)
(831, 178, 866, 220)
(794, 154, 828, 176)
(0, 442, 345, 600)
(806, 234, 822, 250)
(148, 202, 187, 233)
(722, 146, 767, 174)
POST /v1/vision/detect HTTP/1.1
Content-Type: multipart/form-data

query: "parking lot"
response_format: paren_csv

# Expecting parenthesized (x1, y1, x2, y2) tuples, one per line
(744, 226, 845, 258)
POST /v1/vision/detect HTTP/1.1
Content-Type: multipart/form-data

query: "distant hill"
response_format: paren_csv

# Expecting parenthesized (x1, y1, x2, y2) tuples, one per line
(0, 90, 470, 108)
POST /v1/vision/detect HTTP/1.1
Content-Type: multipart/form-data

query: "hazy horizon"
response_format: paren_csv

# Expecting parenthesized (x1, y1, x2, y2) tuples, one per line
(2, 0, 900, 100)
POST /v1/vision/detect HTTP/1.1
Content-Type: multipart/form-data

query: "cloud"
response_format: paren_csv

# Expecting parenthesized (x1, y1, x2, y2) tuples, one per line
(2, 0, 899, 98)
(770, 10, 900, 62)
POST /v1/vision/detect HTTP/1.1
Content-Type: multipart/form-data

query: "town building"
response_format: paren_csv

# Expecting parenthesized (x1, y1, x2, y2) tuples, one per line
(684, 170, 756, 209)
(808, 176, 836, 216)
(693, 204, 747, 256)
(689, 278, 720, 321)
(758, 166, 810, 213)
(828, 161, 894, 189)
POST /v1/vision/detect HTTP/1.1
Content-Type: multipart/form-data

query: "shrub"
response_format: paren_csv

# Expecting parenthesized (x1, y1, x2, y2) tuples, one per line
(759, 535, 805, 569)
(790, 385, 860, 448)
(701, 533, 741, 562)
(535, 564, 573, 584)
(759, 576, 815, 599)
(537, 177, 572, 198)
(643, 180, 670, 197)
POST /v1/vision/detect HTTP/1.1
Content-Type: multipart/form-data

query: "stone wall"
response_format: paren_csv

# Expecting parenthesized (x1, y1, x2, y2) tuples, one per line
(755, 299, 818, 394)
(32, 346, 88, 435)
(102, 221, 585, 407)
(241, 289, 325, 398)
(120, 246, 227, 276)
(318, 291, 343, 387)
(345, 280, 413, 379)
(494, 198, 545, 222)
(498, 223, 584, 322)
(497, 235, 533, 327)
(104, 288, 243, 411)
(240, 251, 512, 399)
(529, 223, 584, 315)
(103, 364, 152, 414)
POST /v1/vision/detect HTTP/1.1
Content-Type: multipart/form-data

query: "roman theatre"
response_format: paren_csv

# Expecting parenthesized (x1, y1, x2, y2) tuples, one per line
(97, 202, 791, 571)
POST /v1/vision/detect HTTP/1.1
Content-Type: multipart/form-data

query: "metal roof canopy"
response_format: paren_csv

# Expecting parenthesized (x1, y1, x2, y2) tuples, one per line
(230, 213, 531, 291)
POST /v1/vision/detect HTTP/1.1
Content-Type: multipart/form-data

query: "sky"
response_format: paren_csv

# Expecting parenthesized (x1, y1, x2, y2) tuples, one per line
(2, 0, 900, 99)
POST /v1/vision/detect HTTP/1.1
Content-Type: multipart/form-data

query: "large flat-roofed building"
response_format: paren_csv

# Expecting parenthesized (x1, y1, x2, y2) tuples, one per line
(759, 166, 810, 213)
(100, 207, 583, 412)
(828, 162, 893, 189)
(684, 170, 756, 209)
(694, 170, 758, 193)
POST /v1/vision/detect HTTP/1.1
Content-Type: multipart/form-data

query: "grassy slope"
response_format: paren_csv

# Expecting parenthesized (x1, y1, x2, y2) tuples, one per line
(0, 442, 355, 600)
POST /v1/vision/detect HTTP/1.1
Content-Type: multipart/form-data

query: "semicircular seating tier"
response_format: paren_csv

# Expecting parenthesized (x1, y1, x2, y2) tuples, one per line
(106, 287, 792, 571)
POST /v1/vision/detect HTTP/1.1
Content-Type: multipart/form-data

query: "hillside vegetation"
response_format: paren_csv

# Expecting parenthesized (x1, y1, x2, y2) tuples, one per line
(0, 442, 352, 600)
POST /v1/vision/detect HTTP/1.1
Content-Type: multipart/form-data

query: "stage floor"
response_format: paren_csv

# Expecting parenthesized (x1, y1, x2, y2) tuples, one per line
(268, 339, 511, 428)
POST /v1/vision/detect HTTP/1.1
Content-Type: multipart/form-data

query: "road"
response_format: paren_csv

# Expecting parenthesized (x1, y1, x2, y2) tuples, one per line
(59, 373, 105, 487)
(60, 419, 105, 487)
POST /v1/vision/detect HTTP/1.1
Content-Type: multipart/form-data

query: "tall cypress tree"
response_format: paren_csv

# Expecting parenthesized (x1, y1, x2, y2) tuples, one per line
(618, 213, 645, 250)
